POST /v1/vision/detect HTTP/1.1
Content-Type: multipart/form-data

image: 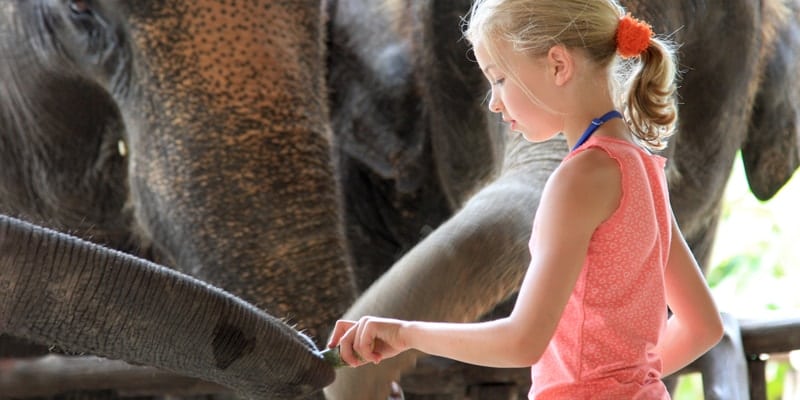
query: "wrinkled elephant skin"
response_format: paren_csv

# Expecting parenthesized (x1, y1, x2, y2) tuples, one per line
(0, 215, 334, 399)
(1, 0, 353, 398)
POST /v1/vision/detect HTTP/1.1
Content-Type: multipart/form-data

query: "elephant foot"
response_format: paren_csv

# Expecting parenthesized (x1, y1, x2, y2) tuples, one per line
(389, 381, 405, 400)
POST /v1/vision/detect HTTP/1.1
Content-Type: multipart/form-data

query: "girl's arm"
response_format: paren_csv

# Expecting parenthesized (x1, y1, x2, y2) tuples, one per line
(328, 316, 539, 368)
(656, 218, 724, 376)
(328, 149, 621, 368)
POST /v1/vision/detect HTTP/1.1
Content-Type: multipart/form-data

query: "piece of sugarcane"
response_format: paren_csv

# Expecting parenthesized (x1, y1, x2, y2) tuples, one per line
(319, 346, 348, 368)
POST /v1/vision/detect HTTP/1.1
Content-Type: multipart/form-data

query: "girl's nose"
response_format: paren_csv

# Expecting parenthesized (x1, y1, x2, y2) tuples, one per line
(488, 94, 502, 113)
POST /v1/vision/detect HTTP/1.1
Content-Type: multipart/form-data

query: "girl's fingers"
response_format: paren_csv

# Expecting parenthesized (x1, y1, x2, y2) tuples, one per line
(355, 317, 384, 364)
(327, 319, 356, 348)
(329, 317, 393, 366)
(336, 325, 363, 367)
(354, 328, 371, 363)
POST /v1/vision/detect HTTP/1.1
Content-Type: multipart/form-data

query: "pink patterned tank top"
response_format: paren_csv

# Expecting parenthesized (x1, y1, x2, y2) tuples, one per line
(529, 135, 673, 399)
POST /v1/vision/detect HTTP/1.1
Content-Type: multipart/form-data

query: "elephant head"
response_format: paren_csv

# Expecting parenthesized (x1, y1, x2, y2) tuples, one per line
(1, 0, 355, 397)
(742, 0, 800, 201)
(1, 0, 356, 340)
(657, 0, 800, 264)
(0, 27, 133, 254)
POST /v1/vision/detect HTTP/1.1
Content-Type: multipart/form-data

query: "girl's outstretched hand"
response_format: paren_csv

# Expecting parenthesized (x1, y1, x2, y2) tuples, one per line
(327, 317, 409, 367)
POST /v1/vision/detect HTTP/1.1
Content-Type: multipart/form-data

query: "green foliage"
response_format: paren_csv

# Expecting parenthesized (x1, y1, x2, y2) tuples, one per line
(767, 361, 790, 400)
(707, 152, 800, 317)
(706, 253, 762, 289)
(674, 373, 703, 399)
(675, 152, 800, 399)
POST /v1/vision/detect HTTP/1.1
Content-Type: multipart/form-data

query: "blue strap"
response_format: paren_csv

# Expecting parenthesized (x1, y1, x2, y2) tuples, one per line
(571, 110, 623, 151)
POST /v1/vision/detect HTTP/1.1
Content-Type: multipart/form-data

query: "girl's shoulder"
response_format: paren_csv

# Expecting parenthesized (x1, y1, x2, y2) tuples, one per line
(548, 147, 621, 224)
(569, 135, 668, 170)
(559, 144, 621, 185)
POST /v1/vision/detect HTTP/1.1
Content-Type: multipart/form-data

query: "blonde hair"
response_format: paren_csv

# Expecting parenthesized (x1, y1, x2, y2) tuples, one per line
(463, 0, 678, 150)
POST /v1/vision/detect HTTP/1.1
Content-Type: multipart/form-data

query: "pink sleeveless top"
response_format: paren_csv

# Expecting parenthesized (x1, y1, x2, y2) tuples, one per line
(529, 136, 672, 399)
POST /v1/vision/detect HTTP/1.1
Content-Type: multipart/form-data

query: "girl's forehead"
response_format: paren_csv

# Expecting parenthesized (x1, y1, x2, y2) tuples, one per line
(472, 43, 491, 66)
(474, 41, 541, 73)
(473, 41, 508, 69)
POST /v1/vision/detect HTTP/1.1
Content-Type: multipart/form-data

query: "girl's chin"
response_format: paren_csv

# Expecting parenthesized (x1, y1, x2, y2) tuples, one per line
(509, 124, 556, 143)
(519, 129, 559, 144)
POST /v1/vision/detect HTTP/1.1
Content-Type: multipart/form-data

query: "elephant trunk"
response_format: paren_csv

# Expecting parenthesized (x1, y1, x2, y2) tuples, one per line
(113, 0, 356, 344)
(0, 215, 333, 400)
(326, 136, 568, 399)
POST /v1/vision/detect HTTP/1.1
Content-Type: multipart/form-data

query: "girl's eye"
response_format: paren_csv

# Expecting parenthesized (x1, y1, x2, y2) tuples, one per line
(492, 78, 505, 86)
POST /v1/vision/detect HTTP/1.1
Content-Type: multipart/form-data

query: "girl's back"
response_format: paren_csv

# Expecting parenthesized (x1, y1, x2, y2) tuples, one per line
(531, 135, 672, 399)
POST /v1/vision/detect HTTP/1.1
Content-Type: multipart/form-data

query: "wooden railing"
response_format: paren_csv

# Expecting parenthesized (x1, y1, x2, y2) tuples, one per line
(0, 316, 798, 399)
(740, 317, 800, 400)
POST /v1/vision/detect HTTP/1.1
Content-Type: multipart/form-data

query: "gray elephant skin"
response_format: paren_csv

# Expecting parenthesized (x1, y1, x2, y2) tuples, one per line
(1, 0, 349, 398)
(1, 0, 799, 400)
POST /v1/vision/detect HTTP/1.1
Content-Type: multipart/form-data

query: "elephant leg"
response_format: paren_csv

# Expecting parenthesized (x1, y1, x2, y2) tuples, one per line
(325, 137, 566, 399)
(694, 313, 749, 400)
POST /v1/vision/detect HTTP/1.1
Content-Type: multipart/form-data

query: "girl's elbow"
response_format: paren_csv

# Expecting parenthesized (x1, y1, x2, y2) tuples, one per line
(508, 348, 542, 367)
(713, 320, 725, 343)
(501, 316, 549, 366)
(514, 346, 543, 366)
(699, 313, 725, 351)
(708, 313, 725, 347)
(511, 335, 546, 366)
(523, 350, 544, 366)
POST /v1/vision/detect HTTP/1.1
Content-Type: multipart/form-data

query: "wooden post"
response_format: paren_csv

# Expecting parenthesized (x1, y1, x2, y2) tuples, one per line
(740, 316, 800, 400)
(747, 355, 767, 400)
(467, 383, 519, 400)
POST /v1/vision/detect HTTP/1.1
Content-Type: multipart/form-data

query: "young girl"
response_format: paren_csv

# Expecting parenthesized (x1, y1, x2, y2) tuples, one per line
(328, 0, 724, 398)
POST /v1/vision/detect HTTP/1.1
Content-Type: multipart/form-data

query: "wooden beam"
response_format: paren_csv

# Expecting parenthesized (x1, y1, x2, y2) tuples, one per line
(740, 317, 800, 355)
(0, 355, 230, 397)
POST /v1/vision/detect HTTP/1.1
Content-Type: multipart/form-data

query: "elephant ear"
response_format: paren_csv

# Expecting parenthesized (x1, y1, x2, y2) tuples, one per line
(326, 0, 429, 194)
(742, 1, 800, 200)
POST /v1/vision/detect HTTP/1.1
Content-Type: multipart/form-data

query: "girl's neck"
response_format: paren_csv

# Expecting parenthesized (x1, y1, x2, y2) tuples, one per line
(557, 62, 631, 148)
(563, 111, 633, 150)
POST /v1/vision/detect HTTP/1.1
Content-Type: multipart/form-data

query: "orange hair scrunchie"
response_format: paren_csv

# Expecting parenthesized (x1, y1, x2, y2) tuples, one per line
(615, 13, 653, 58)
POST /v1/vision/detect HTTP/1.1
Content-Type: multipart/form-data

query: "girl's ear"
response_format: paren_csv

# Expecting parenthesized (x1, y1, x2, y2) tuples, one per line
(547, 45, 573, 86)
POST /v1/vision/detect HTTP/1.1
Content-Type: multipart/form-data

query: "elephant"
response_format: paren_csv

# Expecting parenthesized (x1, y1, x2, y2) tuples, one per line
(1, 0, 352, 398)
(0, 0, 798, 400)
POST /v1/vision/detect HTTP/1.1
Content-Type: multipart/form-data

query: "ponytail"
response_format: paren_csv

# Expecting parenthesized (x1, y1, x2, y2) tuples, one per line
(619, 33, 679, 151)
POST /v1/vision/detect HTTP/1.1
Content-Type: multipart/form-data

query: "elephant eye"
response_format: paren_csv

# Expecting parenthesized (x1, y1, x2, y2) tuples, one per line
(69, 0, 92, 15)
